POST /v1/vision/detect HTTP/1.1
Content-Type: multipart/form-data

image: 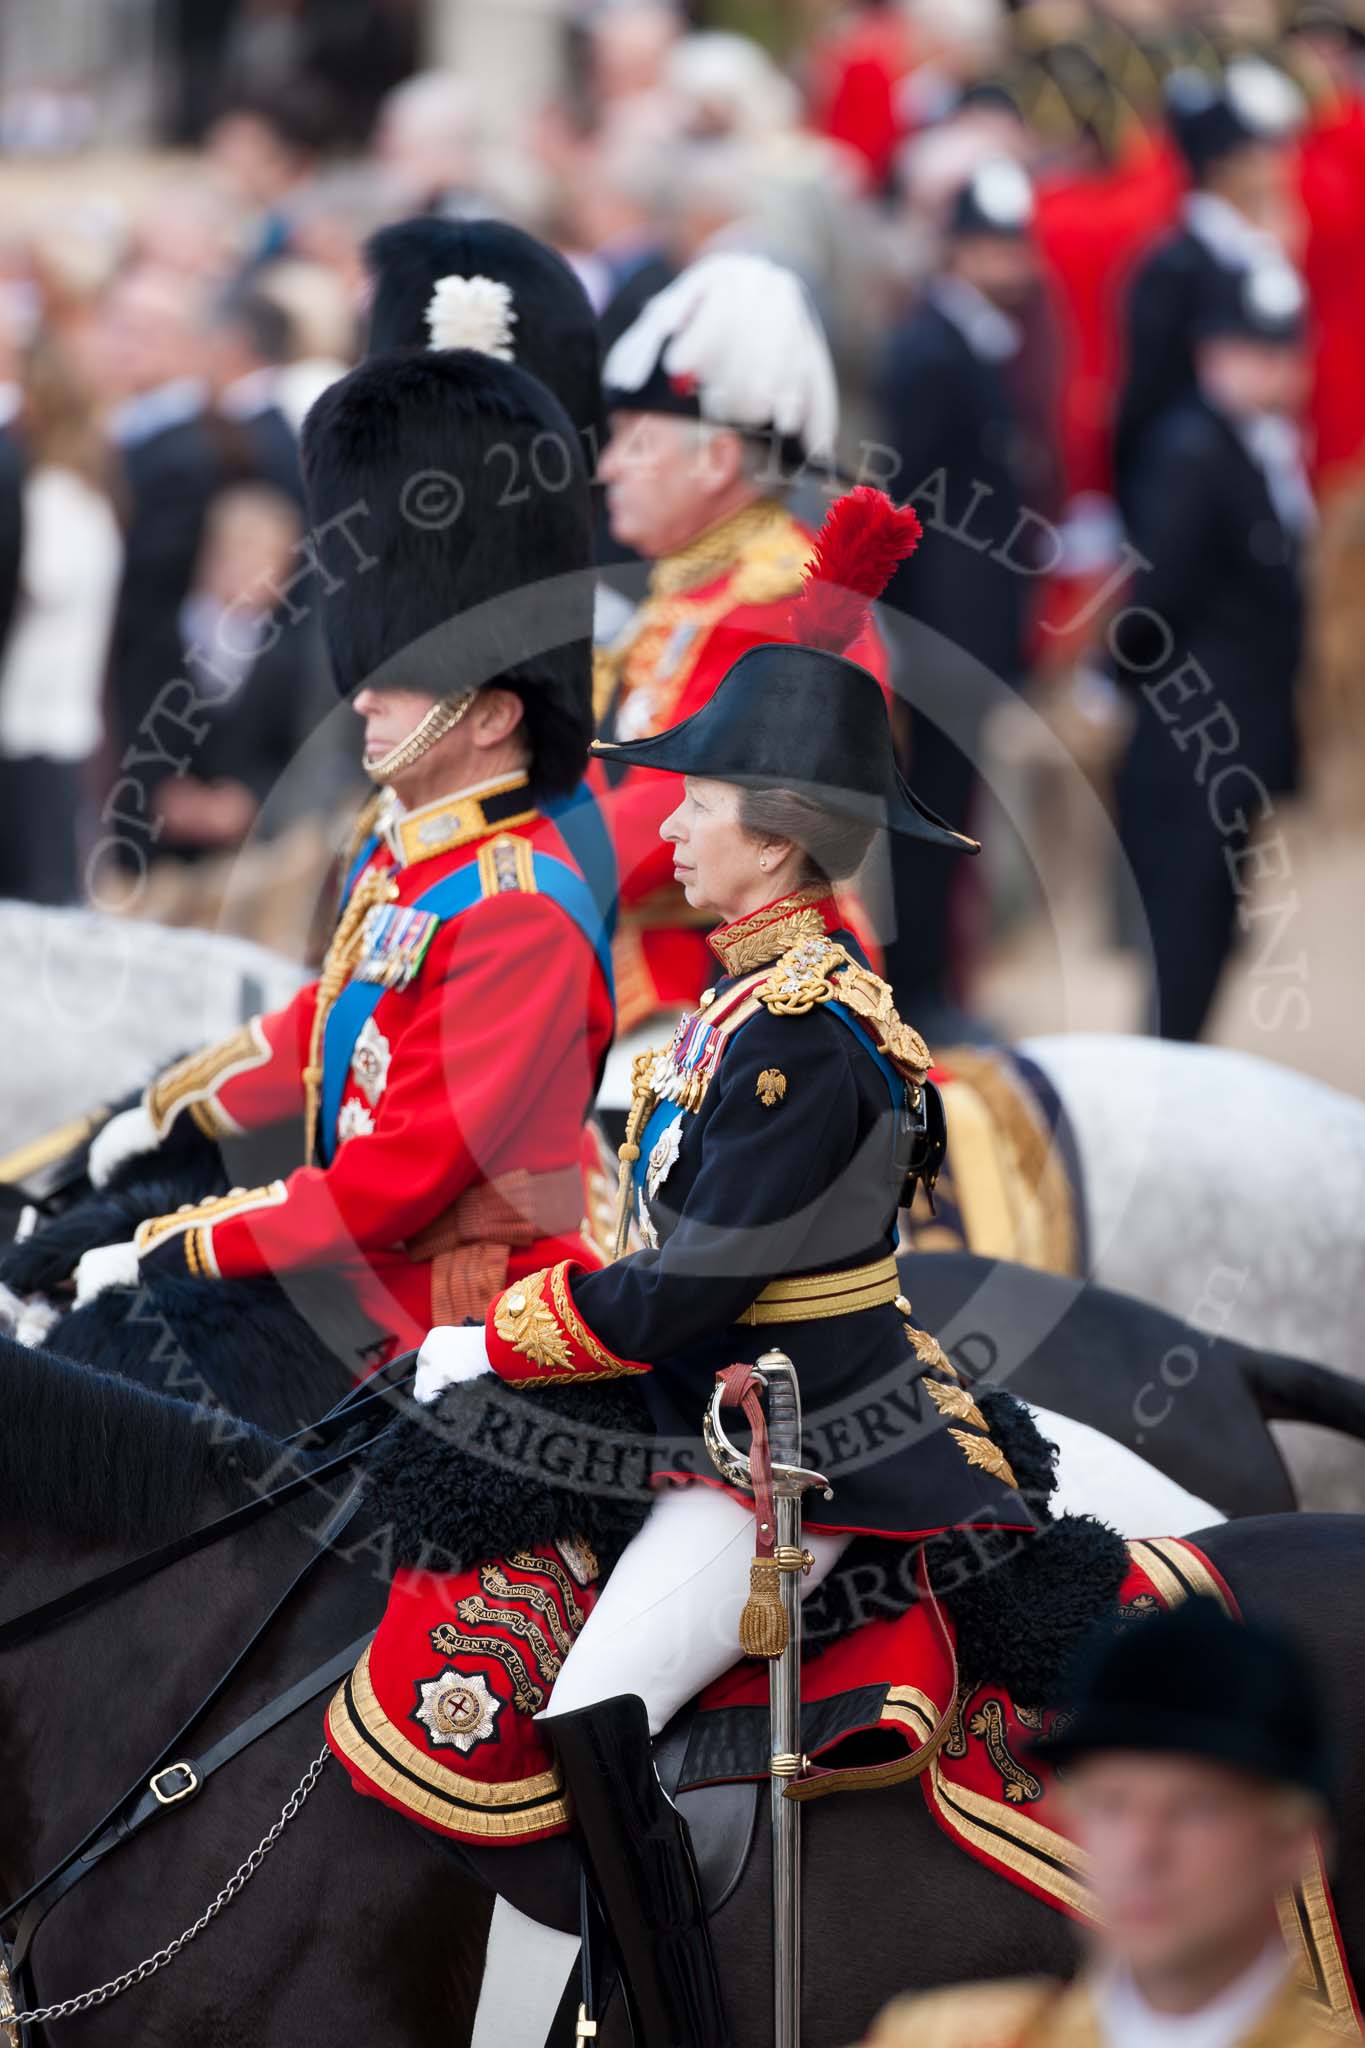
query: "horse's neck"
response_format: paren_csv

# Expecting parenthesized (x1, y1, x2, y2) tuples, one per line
(0, 1505, 278, 1901)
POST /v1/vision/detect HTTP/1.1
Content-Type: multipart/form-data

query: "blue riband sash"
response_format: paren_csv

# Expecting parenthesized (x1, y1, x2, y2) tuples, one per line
(318, 850, 613, 1166)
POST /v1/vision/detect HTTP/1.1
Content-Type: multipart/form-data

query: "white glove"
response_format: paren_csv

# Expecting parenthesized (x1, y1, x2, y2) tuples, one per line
(15, 1294, 60, 1347)
(0, 1281, 26, 1333)
(414, 1323, 494, 1405)
(74, 1240, 140, 1305)
(88, 1104, 158, 1188)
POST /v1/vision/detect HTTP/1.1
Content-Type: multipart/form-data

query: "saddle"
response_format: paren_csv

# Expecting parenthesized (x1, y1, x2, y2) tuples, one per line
(324, 1531, 1362, 2040)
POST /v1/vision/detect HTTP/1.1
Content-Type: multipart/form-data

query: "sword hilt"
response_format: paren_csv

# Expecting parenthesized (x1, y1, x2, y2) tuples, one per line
(755, 1352, 801, 1473)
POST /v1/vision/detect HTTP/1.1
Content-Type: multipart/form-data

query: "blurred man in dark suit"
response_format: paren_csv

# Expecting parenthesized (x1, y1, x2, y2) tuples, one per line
(0, 300, 26, 665)
(101, 265, 222, 822)
(1115, 260, 1311, 1041)
(1114, 58, 1303, 523)
(204, 284, 304, 507)
(878, 157, 1044, 1029)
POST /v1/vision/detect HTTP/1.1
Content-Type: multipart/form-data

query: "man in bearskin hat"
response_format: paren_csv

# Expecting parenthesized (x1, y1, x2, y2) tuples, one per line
(592, 249, 891, 1039)
(863, 1599, 1342, 2046)
(67, 254, 614, 1362)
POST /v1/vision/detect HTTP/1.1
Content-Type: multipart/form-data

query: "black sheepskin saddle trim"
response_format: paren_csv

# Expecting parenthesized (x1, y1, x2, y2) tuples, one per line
(46, 1268, 362, 1438)
(802, 1387, 1130, 1708)
(0, 1143, 228, 1297)
(363, 1374, 655, 1579)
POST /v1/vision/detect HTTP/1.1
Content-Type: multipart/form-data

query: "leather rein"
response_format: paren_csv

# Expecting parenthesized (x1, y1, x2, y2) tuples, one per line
(0, 1351, 417, 2034)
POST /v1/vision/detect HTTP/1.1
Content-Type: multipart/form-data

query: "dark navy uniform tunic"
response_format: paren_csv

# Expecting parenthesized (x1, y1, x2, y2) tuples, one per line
(482, 888, 1032, 1541)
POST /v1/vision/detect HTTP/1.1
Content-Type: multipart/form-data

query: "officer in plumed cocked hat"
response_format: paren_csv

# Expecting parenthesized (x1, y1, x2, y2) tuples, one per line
(864, 1600, 1342, 2048)
(590, 248, 895, 1044)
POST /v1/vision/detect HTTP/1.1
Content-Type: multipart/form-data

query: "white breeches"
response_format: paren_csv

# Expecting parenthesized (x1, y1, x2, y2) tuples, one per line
(546, 1484, 851, 1737)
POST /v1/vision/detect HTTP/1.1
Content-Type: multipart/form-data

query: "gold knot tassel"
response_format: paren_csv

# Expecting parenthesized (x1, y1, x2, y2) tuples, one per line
(739, 1555, 788, 1659)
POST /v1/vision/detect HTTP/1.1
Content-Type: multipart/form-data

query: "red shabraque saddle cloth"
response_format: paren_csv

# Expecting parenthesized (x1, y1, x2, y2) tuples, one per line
(324, 1535, 1360, 2035)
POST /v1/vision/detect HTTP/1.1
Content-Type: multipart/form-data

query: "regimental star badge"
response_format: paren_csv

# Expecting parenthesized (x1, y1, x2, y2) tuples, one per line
(411, 1666, 501, 1753)
(351, 1016, 392, 1105)
(336, 1097, 377, 1145)
(755, 1068, 787, 1108)
(646, 1117, 683, 1199)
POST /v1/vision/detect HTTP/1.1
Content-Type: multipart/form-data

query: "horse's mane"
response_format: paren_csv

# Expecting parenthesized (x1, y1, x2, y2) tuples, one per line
(1, 1337, 283, 1545)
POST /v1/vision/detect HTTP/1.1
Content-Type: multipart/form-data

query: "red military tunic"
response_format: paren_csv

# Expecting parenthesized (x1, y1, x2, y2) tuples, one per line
(593, 498, 890, 1031)
(134, 773, 615, 1354)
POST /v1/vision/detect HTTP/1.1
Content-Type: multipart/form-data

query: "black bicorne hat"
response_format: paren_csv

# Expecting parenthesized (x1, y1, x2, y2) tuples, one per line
(590, 487, 979, 854)
(301, 349, 593, 792)
(364, 216, 607, 471)
(1031, 1598, 1334, 1802)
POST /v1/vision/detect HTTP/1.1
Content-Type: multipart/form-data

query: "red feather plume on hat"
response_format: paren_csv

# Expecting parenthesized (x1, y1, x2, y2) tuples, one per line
(786, 486, 922, 654)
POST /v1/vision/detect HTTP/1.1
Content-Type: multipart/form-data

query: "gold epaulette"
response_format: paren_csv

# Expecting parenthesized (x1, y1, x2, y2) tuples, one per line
(477, 834, 537, 898)
(757, 939, 931, 1095)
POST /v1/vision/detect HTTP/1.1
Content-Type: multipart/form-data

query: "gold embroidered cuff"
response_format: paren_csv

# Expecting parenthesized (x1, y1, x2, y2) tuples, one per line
(134, 1181, 289, 1276)
(488, 1262, 646, 1384)
(145, 1019, 271, 1139)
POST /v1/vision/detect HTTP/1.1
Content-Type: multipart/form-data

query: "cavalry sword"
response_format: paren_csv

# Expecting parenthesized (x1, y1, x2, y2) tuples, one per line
(705, 1349, 832, 2048)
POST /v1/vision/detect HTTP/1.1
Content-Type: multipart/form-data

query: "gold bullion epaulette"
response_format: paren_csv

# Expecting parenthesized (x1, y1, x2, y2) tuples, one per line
(477, 834, 537, 898)
(757, 937, 932, 1094)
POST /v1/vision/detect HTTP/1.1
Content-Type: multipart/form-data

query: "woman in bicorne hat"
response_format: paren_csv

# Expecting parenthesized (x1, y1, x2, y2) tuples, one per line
(417, 487, 1045, 2047)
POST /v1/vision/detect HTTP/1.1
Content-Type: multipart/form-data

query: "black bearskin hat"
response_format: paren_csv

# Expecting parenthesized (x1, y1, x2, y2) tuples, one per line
(301, 348, 593, 794)
(1032, 1597, 1334, 1802)
(364, 216, 606, 472)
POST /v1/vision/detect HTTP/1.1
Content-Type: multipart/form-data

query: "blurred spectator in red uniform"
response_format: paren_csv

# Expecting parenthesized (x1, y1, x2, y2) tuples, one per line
(1294, 10, 1365, 494)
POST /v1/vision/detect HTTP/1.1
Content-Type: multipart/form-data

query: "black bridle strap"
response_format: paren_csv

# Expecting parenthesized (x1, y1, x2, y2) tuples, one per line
(1, 1479, 364, 1932)
(0, 1349, 419, 1649)
(0, 1347, 421, 1649)
(0, 1426, 387, 1654)
(7, 1629, 371, 1977)
(280, 1349, 419, 1448)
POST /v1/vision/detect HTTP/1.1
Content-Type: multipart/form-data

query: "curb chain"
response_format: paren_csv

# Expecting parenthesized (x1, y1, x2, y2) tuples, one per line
(9, 1746, 330, 2028)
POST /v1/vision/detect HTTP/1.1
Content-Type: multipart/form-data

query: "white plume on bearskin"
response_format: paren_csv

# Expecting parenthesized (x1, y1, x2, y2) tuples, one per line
(425, 272, 517, 359)
(603, 251, 839, 460)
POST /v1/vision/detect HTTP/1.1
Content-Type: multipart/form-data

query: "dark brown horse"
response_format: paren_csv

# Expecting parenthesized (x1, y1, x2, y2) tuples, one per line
(4, 1341, 1364, 2046)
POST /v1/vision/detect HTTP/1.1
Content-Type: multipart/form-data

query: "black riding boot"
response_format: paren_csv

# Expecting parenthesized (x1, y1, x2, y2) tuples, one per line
(547, 1692, 731, 2048)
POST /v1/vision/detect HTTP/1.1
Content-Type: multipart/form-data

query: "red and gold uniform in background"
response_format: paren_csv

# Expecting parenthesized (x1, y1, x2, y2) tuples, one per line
(132, 772, 614, 1354)
(594, 498, 889, 1031)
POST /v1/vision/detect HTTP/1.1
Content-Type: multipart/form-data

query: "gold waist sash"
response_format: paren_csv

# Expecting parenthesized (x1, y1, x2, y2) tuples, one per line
(737, 1254, 901, 1326)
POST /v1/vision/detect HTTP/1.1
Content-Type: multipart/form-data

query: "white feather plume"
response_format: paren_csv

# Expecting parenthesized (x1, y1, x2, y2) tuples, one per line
(425, 274, 517, 360)
(603, 252, 838, 460)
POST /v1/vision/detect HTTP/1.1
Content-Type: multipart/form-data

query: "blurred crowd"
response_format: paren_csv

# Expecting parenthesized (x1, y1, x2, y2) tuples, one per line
(1, 0, 1363, 1036)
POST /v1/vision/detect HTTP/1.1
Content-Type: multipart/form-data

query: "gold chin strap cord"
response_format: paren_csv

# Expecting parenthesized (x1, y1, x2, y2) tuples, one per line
(364, 691, 475, 784)
(301, 866, 398, 1165)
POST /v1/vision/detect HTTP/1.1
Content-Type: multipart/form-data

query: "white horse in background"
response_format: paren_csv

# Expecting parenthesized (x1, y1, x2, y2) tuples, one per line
(1022, 1032, 1365, 1508)
(4, 905, 1363, 1505)
(0, 903, 302, 1158)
